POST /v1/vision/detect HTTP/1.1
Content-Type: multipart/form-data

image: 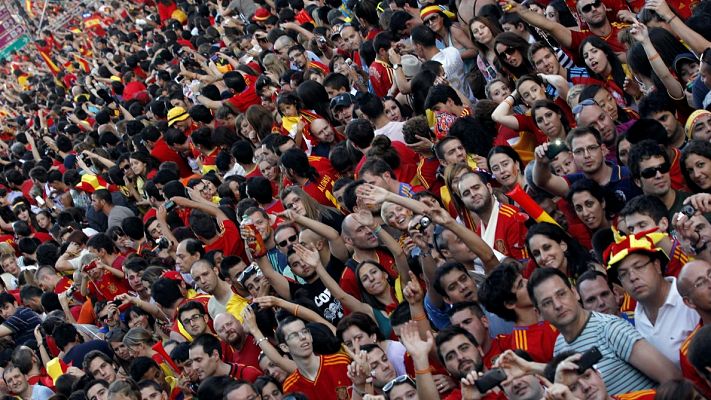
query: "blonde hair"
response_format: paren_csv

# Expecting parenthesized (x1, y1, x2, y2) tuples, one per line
(122, 327, 157, 348)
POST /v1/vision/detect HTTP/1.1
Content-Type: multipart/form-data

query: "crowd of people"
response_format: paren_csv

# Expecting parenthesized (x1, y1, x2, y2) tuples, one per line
(1, 0, 711, 399)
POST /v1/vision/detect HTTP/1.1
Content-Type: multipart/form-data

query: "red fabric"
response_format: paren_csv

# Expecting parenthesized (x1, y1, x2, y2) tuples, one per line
(123, 81, 148, 102)
(226, 77, 262, 113)
(151, 137, 193, 178)
(496, 321, 559, 363)
(228, 363, 262, 382)
(282, 354, 352, 399)
(204, 219, 246, 262)
(569, 24, 629, 64)
(87, 259, 131, 301)
(227, 336, 261, 368)
(369, 60, 394, 98)
(470, 204, 529, 260)
(157, 1, 177, 22)
(670, 148, 689, 192)
(354, 141, 420, 178)
(680, 322, 711, 398)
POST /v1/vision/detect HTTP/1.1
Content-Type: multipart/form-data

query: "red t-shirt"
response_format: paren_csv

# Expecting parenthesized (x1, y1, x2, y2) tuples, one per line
(369, 59, 394, 98)
(227, 362, 262, 383)
(226, 78, 261, 113)
(569, 23, 629, 63)
(670, 147, 689, 192)
(88, 258, 131, 301)
(204, 219, 246, 262)
(151, 137, 192, 178)
(283, 354, 352, 400)
(228, 336, 261, 369)
(680, 322, 711, 398)
(497, 321, 559, 363)
(471, 203, 529, 260)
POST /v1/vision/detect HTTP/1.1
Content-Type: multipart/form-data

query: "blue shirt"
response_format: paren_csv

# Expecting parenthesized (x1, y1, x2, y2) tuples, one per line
(565, 162, 642, 203)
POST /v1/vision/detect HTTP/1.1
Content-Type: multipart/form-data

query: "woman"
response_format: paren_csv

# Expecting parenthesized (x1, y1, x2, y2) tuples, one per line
(626, 25, 687, 101)
(336, 312, 407, 375)
(236, 114, 260, 146)
(122, 327, 178, 377)
(544, 0, 578, 27)
(253, 375, 284, 400)
(494, 32, 534, 81)
(12, 202, 40, 232)
(420, 5, 477, 66)
(36, 210, 53, 233)
(487, 146, 525, 192)
(567, 179, 611, 233)
(578, 85, 639, 125)
(682, 140, 711, 193)
(128, 152, 157, 201)
(105, 328, 132, 375)
(258, 154, 282, 196)
(470, 16, 503, 82)
(524, 222, 596, 280)
(531, 99, 570, 141)
(381, 202, 413, 233)
(246, 105, 277, 142)
(126, 305, 156, 331)
(383, 96, 410, 122)
(616, 133, 632, 167)
(579, 36, 631, 107)
(280, 186, 344, 231)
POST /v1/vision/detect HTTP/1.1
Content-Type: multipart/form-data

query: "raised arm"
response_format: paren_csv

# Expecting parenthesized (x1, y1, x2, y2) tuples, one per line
(400, 322, 439, 400)
(630, 22, 684, 100)
(492, 93, 523, 130)
(170, 193, 228, 223)
(253, 253, 291, 300)
(279, 210, 350, 261)
(532, 143, 570, 197)
(241, 307, 297, 374)
(253, 295, 337, 334)
(646, 0, 711, 54)
(502, 0, 573, 48)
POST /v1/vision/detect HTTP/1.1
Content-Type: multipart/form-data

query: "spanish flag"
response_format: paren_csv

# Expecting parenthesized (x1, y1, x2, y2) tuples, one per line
(36, 45, 60, 76)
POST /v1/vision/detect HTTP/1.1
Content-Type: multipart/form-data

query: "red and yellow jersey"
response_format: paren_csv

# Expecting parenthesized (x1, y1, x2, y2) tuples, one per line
(369, 59, 394, 98)
(670, 147, 689, 192)
(472, 204, 529, 261)
(611, 389, 656, 400)
(620, 292, 637, 315)
(680, 322, 711, 398)
(664, 240, 690, 278)
(498, 321, 558, 363)
(283, 354, 352, 400)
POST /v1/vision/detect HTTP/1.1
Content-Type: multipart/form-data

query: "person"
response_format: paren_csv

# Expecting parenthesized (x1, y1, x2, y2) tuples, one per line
(567, 178, 612, 233)
(410, 25, 468, 98)
(336, 312, 407, 375)
(524, 222, 597, 280)
(527, 267, 680, 394)
(190, 258, 246, 319)
(54, 322, 114, 367)
(188, 333, 261, 382)
(0, 292, 41, 345)
(575, 270, 630, 323)
(277, 316, 352, 399)
(681, 140, 711, 194)
(91, 189, 136, 232)
(3, 364, 54, 400)
(213, 312, 261, 368)
(84, 350, 121, 382)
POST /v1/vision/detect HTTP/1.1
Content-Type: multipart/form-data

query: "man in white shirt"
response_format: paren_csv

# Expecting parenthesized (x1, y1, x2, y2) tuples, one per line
(411, 25, 468, 98)
(605, 231, 700, 366)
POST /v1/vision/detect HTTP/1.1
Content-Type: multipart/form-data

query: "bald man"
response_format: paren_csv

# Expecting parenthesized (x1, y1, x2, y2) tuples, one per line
(213, 313, 260, 368)
(677, 260, 711, 397)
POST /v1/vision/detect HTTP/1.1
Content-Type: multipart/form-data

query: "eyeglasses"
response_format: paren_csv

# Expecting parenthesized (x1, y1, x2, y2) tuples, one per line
(572, 144, 601, 156)
(277, 234, 298, 248)
(121, 164, 131, 171)
(639, 162, 670, 179)
(690, 269, 711, 292)
(617, 258, 653, 282)
(285, 327, 312, 342)
(572, 98, 597, 114)
(181, 314, 204, 325)
(580, 0, 602, 13)
(383, 375, 415, 393)
(424, 15, 439, 25)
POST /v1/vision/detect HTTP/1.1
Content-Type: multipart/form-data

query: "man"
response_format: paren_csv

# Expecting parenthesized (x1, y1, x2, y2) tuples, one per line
(12, 346, 53, 390)
(329, 93, 356, 126)
(504, 0, 629, 60)
(448, 301, 503, 368)
(213, 312, 261, 368)
(528, 43, 592, 86)
(677, 260, 711, 397)
(223, 380, 261, 400)
(91, 188, 135, 231)
(53, 322, 113, 367)
(575, 270, 631, 324)
(501, 350, 545, 400)
(34, 265, 74, 294)
(410, 25, 468, 97)
(527, 267, 679, 394)
(357, 93, 405, 144)
(533, 126, 640, 201)
(188, 333, 261, 383)
(604, 230, 699, 366)
(639, 92, 687, 150)
(346, 119, 420, 178)
(0, 292, 41, 345)
(360, 344, 398, 391)
(190, 258, 245, 318)
(278, 316, 352, 399)
(456, 172, 528, 260)
(280, 149, 338, 208)
(574, 100, 625, 161)
(287, 44, 329, 73)
(435, 326, 491, 399)
(369, 32, 395, 98)
(242, 207, 289, 274)
(3, 365, 54, 400)
(84, 234, 131, 301)
(138, 380, 168, 400)
(84, 350, 120, 382)
(628, 140, 690, 220)
(360, 159, 420, 199)
(479, 262, 558, 362)
(19, 286, 43, 315)
(176, 239, 204, 285)
(178, 301, 213, 339)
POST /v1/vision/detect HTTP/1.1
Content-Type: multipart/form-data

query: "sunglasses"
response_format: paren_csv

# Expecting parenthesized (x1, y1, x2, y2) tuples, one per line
(121, 164, 131, 171)
(501, 47, 518, 57)
(277, 234, 298, 248)
(572, 98, 597, 114)
(237, 264, 261, 285)
(424, 15, 439, 25)
(640, 162, 670, 179)
(580, 0, 602, 13)
(383, 375, 415, 393)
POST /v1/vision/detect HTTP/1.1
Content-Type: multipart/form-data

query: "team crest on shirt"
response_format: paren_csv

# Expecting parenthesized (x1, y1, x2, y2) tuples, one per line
(494, 239, 507, 255)
(336, 386, 349, 400)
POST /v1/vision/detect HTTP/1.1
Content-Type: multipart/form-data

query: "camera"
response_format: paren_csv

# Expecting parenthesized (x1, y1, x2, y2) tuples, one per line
(156, 236, 170, 250)
(681, 204, 697, 218)
(475, 368, 507, 393)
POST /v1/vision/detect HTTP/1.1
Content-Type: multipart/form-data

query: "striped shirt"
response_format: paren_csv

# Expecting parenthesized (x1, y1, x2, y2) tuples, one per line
(554, 312, 655, 395)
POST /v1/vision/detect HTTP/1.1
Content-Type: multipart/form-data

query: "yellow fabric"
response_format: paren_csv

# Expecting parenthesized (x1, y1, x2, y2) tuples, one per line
(226, 293, 250, 322)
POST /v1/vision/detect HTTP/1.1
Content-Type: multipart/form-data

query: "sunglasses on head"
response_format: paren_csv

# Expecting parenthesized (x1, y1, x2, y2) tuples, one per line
(237, 264, 260, 285)
(278, 234, 298, 248)
(580, 0, 602, 13)
(640, 162, 670, 179)
(383, 375, 415, 393)
(572, 98, 598, 114)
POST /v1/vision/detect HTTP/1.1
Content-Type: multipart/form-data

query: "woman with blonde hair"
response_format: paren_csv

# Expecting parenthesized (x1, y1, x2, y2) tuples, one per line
(123, 327, 179, 377)
(279, 186, 344, 231)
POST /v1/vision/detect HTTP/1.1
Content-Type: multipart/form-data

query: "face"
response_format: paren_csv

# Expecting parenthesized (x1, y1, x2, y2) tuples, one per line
(617, 138, 631, 166)
(441, 229, 477, 264)
(551, 151, 576, 176)
(0, 302, 15, 319)
(532, 48, 560, 75)
(91, 194, 103, 212)
(438, 334, 483, 379)
(345, 218, 379, 249)
(191, 263, 219, 295)
(691, 114, 711, 141)
(280, 320, 313, 358)
(570, 133, 605, 174)
(226, 385, 260, 400)
(457, 174, 492, 214)
(140, 386, 166, 400)
(3, 368, 27, 396)
(283, 192, 306, 216)
(358, 263, 389, 296)
(636, 155, 671, 198)
(214, 314, 245, 346)
(592, 89, 618, 121)
(279, 103, 298, 117)
(528, 234, 567, 270)
(651, 111, 681, 140)
(577, 106, 615, 144)
(496, 43, 523, 68)
(518, 80, 546, 107)
(572, 191, 606, 230)
(423, 13, 443, 32)
(260, 382, 283, 400)
(248, 211, 271, 240)
(440, 138, 467, 166)
(582, 43, 609, 75)
(366, 347, 397, 387)
(259, 357, 288, 383)
(440, 269, 477, 303)
(111, 342, 130, 360)
(502, 374, 545, 400)
(175, 241, 200, 273)
(288, 50, 308, 69)
(310, 119, 335, 143)
(578, 275, 620, 315)
(341, 26, 362, 52)
(616, 253, 662, 303)
(487, 81, 511, 103)
(89, 357, 117, 382)
(341, 325, 376, 353)
(624, 212, 666, 235)
(388, 383, 418, 400)
(533, 276, 582, 328)
(130, 158, 146, 176)
(383, 204, 412, 231)
(275, 227, 299, 254)
(577, 0, 606, 26)
(450, 308, 488, 346)
(288, 252, 317, 280)
(545, 5, 559, 21)
(534, 107, 565, 139)
(384, 100, 403, 122)
(36, 213, 50, 229)
(1, 258, 18, 276)
(190, 345, 219, 379)
(680, 61, 700, 84)
(559, 368, 608, 400)
(334, 104, 355, 125)
(470, 21, 493, 44)
(685, 153, 711, 190)
(87, 383, 109, 400)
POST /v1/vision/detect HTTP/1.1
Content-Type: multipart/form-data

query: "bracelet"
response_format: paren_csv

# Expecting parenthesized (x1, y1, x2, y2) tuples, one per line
(255, 337, 268, 346)
(648, 53, 661, 62)
(294, 305, 300, 317)
(415, 367, 432, 375)
(412, 313, 427, 321)
(667, 14, 678, 23)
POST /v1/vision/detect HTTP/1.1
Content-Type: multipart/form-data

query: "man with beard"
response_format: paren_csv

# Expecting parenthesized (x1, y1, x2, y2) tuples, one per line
(360, 344, 398, 392)
(456, 172, 528, 260)
(213, 312, 261, 368)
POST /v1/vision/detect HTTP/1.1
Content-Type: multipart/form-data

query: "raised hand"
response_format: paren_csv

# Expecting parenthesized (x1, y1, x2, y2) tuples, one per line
(241, 305, 258, 335)
(629, 21, 650, 43)
(293, 243, 321, 268)
(423, 206, 453, 226)
(352, 208, 375, 230)
(356, 183, 390, 208)
(399, 321, 434, 360)
(252, 295, 284, 309)
(402, 271, 424, 305)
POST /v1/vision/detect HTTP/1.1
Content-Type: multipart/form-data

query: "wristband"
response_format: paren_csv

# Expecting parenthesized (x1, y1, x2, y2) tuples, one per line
(667, 14, 678, 23)
(255, 337, 268, 346)
(415, 367, 432, 375)
(648, 53, 661, 62)
(412, 313, 427, 321)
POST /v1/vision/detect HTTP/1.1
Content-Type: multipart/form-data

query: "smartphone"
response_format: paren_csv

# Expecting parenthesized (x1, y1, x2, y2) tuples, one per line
(475, 368, 507, 393)
(210, 54, 219, 62)
(35, 196, 45, 206)
(83, 260, 99, 272)
(164, 200, 176, 212)
(577, 347, 603, 374)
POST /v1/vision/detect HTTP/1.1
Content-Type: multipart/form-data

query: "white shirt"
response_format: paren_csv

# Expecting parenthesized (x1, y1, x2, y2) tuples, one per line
(634, 277, 700, 366)
(374, 121, 405, 144)
(432, 47, 469, 98)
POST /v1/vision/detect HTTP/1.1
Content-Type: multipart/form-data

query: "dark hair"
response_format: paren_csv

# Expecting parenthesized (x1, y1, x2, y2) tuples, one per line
(681, 140, 711, 193)
(335, 312, 385, 342)
(531, 99, 570, 135)
(448, 116, 496, 157)
(53, 322, 79, 350)
(627, 139, 670, 180)
(150, 278, 183, 308)
(526, 266, 572, 308)
(280, 148, 319, 181)
(525, 222, 595, 280)
(487, 146, 524, 175)
(411, 25, 437, 47)
(494, 32, 534, 78)
(433, 262, 469, 298)
(189, 333, 223, 358)
(579, 36, 630, 104)
(479, 261, 522, 322)
(575, 269, 613, 297)
(618, 195, 668, 226)
(638, 90, 677, 120)
(354, 260, 395, 310)
(566, 178, 616, 220)
(345, 119, 375, 149)
(435, 325, 479, 364)
(624, 118, 670, 147)
(276, 315, 303, 344)
(469, 16, 503, 54)
(447, 300, 486, 319)
(655, 379, 697, 400)
(424, 85, 462, 111)
(357, 92, 386, 120)
(177, 301, 206, 322)
(542, 350, 578, 382)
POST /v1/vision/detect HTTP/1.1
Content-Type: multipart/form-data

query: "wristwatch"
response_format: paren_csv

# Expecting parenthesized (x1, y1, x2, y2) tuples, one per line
(393, 64, 401, 70)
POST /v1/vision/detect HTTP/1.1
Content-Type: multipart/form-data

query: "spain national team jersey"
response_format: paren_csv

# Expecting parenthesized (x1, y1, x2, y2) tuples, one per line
(472, 203, 529, 261)
(283, 354, 352, 400)
(498, 321, 558, 363)
(611, 389, 656, 400)
(680, 323, 711, 398)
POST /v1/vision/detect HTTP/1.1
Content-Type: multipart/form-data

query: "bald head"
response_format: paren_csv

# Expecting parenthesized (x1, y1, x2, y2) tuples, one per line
(213, 312, 244, 346)
(299, 228, 324, 248)
(341, 214, 358, 238)
(678, 260, 711, 298)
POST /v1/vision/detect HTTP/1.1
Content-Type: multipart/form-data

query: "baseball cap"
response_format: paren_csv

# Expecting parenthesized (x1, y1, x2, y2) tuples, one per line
(329, 93, 356, 110)
(167, 106, 189, 126)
